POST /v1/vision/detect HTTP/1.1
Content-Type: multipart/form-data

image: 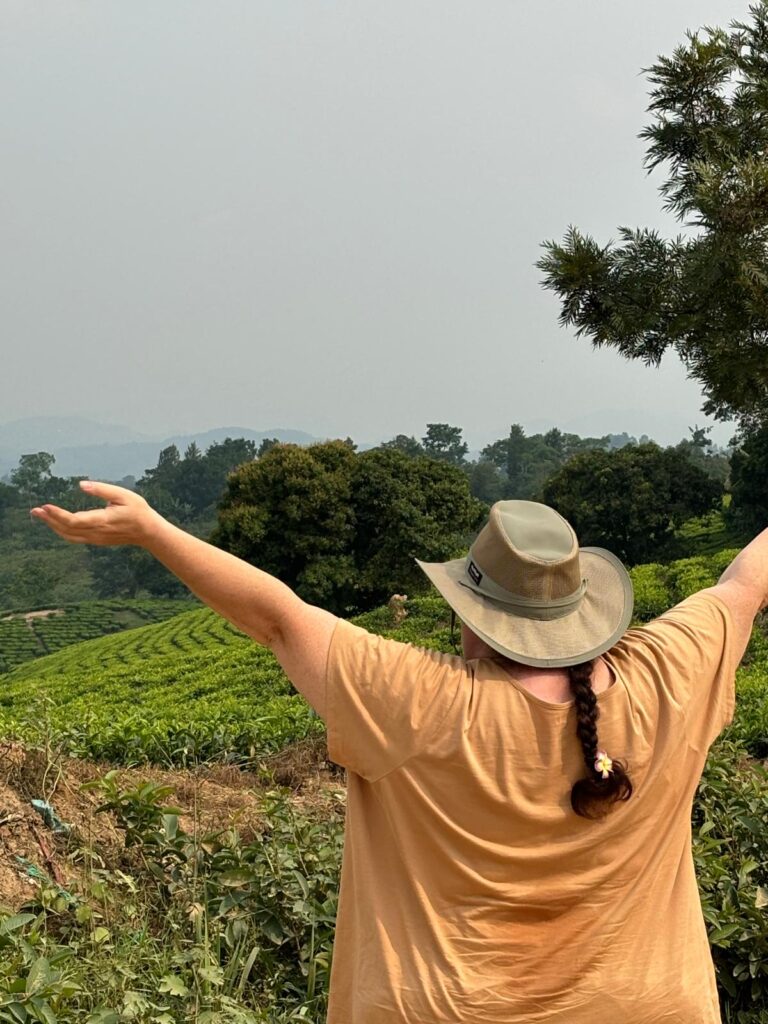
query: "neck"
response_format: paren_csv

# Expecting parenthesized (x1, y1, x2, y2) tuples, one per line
(460, 624, 574, 677)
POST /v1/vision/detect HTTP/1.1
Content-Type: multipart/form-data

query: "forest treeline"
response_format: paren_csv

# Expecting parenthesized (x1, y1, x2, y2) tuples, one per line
(0, 419, 758, 615)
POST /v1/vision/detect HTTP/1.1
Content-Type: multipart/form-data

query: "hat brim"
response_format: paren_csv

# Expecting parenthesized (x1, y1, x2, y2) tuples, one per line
(416, 547, 634, 668)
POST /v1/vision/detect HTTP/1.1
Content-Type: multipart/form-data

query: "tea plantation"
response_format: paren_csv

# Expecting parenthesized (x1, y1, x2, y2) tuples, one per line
(2, 548, 765, 763)
(0, 550, 767, 1020)
(0, 599, 197, 674)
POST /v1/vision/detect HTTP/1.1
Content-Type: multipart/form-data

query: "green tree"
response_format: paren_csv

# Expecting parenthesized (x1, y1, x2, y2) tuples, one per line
(10, 452, 57, 503)
(728, 421, 768, 531)
(86, 437, 259, 598)
(482, 425, 530, 495)
(542, 443, 723, 564)
(465, 460, 505, 505)
(378, 434, 425, 458)
(257, 437, 281, 458)
(481, 424, 610, 499)
(538, 4, 768, 431)
(137, 445, 182, 517)
(87, 545, 190, 599)
(350, 449, 484, 607)
(672, 425, 730, 486)
(136, 438, 258, 523)
(212, 441, 483, 614)
(9, 552, 63, 607)
(212, 441, 358, 613)
(421, 424, 468, 466)
(0, 481, 19, 515)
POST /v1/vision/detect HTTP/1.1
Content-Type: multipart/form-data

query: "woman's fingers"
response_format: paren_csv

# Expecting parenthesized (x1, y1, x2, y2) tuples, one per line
(30, 484, 155, 547)
(79, 480, 131, 502)
(31, 504, 107, 536)
(31, 504, 77, 528)
(30, 507, 79, 542)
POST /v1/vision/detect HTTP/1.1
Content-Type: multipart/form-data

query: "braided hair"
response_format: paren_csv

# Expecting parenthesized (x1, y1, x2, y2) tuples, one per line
(567, 660, 632, 819)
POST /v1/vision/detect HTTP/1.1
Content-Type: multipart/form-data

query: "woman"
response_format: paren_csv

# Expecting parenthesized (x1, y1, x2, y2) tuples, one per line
(31, 482, 759, 1023)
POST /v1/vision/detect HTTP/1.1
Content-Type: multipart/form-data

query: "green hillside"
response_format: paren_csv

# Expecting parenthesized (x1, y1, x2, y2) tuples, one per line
(1, 547, 767, 765)
(672, 502, 749, 557)
(0, 608, 310, 765)
(0, 598, 197, 673)
(0, 598, 455, 765)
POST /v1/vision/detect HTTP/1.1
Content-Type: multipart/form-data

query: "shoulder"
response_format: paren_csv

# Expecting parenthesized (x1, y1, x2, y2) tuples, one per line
(330, 618, 465, 677)
(611, 584, 753, 683)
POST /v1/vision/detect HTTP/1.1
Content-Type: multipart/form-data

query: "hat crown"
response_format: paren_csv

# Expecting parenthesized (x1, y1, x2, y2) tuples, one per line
(471, 501, 581, 602)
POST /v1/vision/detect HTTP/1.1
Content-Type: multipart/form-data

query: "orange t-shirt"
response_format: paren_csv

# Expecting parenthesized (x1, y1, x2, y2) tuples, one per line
(323, 591, 745, 1024)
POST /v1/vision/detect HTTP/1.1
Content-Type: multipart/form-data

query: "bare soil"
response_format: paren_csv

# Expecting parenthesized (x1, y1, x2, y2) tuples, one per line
(0, 739, 346, 909)
(0, 609, 65, 623)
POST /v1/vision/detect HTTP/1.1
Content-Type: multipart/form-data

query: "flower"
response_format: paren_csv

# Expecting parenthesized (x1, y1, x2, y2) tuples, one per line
(594, 750, 613, 779)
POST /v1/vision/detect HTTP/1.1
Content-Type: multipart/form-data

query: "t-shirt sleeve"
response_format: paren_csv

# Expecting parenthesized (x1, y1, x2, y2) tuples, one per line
(630, 590, 745, 751)
(324, 618, 468, 782)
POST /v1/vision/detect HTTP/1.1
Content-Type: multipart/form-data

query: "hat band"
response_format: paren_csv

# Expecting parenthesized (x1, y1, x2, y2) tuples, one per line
(460, 555, 588, 621)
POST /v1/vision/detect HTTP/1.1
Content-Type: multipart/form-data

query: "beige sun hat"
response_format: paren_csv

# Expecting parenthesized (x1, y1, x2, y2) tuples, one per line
(416, 500, 634, 668)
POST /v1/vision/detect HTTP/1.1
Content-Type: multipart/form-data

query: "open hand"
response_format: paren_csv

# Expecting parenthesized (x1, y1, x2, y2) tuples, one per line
(30, 481, 161, 547)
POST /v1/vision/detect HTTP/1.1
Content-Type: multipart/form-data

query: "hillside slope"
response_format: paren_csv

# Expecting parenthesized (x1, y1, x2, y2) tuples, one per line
(2, 548, 767, 764)
(0, 598, 197, 673)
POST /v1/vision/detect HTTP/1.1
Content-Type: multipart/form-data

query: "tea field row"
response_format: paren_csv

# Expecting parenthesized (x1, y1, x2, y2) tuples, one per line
(0, 598, 197, 673)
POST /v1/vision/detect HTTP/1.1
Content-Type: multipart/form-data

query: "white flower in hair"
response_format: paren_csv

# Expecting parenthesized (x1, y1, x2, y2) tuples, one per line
(594, 751, 614, 779)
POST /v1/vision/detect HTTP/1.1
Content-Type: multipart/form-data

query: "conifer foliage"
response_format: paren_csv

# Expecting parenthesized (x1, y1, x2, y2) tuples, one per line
(538, 3, 768, 431)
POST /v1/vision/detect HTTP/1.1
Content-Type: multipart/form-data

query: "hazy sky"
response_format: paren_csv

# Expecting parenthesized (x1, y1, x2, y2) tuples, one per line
(2, 0, 745, 449)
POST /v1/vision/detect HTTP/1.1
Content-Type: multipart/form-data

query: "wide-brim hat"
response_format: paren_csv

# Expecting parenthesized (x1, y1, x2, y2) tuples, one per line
(416, 500, 633, 668)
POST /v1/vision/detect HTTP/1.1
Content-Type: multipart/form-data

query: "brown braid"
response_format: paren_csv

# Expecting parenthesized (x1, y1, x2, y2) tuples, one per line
(567, 660, 632, 819)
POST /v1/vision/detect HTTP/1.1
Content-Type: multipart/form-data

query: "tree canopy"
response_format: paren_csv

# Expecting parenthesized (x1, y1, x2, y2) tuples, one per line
(138, 437, 257, 522)
(481, 424, 610, 499)
(728, 419, 768, 531)
(212, 441, 484, 614)
(538, 3, 768, 431)
(542, 443, 724, 564)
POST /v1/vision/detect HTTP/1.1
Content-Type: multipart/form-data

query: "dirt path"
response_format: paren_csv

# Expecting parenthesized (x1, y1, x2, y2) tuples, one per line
(0, 609, 64, 627)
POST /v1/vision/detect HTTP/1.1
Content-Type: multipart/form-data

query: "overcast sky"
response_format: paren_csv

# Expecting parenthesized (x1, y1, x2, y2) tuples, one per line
(2, 0, 745, 450)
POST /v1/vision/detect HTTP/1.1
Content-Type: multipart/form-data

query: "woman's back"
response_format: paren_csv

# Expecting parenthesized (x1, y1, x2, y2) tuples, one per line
(324, 589, 745, 1024)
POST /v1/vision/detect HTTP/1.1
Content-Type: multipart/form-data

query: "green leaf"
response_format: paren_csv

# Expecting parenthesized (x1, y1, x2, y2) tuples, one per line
(0, 915, 36, 935)
(158, 975, 189, 997)
(25, 959, 50, 996)
(709, 922, 742, 944)
(30, 1000, 57, 1024)
(217, 868, 254, 888)
(738, 858, 759, 886)
(260, 916, 286, 945)
(161, 814, 179, 840)
(197, 965, 224, 986)
(293, 871, 309, 898)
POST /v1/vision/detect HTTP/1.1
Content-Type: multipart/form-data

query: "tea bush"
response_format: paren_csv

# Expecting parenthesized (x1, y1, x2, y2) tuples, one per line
(694, 743, 768, 1020)
(2, 733, 768, 1021)
(0, 599, 196, 673)
(0, 778, 345, 1022)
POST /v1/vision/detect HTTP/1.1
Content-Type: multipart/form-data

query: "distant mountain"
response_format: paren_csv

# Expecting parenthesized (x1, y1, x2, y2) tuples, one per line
(0, 418, 323, 481)
(0, 416, 150, 450)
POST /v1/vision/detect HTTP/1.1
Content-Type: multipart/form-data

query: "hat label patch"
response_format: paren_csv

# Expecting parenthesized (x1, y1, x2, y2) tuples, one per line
(467, 560, 483, 586)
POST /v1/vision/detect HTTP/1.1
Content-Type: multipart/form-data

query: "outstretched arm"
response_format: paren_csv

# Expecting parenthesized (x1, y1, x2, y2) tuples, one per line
(30, 481, 337, 718)
(695, 526, 768, 657)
